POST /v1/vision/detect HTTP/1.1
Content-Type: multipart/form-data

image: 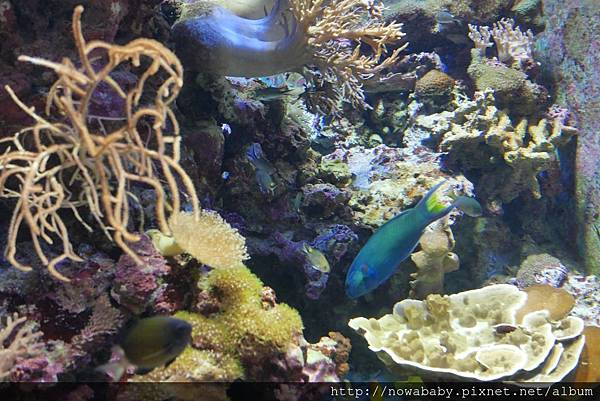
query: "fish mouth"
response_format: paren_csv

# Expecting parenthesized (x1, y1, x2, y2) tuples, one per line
(344, 284, 362, 299)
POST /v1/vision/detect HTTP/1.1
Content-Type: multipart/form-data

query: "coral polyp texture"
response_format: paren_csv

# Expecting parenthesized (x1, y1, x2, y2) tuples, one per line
(172, 0, 406, 113)
(349, 284, 585, 382)
(0, 6, 199, 281)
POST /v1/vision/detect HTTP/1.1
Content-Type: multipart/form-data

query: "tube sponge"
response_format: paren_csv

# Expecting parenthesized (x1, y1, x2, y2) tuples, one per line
(168, 210, 249, 269)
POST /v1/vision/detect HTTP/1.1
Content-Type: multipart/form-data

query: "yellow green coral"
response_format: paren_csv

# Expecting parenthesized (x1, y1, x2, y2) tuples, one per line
(185, 266, 302, 350)
(176, 266, 302, 378)
(130, 265, 303, 382)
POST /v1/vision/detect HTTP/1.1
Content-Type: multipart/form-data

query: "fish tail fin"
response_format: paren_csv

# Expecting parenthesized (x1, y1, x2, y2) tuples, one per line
(417, 180, 453, 219)
(96, 361, 126, 381)
(95, 346, 127, 381)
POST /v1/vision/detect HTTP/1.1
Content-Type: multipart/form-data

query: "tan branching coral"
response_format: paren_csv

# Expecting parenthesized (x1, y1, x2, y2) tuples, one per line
(0, 6, 199, 281)
(168, 210, 249, 269)
(291, 0, 407, 113)
(432, 90, 577, 203)
(0, 313, 44, 380)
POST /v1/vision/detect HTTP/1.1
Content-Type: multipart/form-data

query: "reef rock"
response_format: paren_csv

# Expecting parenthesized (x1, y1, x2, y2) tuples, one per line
(537, 0, 600, 275)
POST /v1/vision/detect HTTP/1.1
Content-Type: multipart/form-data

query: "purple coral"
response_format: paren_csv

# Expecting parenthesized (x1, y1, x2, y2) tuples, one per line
(301, 183, 351, 219)
(312, 225, 359, 263)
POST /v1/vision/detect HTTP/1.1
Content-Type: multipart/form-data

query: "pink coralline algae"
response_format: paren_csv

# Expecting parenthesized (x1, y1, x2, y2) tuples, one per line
(111, 234, 170, 314)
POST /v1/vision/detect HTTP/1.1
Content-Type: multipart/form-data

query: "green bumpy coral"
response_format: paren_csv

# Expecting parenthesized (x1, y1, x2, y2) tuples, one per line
(178, 266, 302, 377)
(184, 266, 303, 351)
(132, 265, 303, 382)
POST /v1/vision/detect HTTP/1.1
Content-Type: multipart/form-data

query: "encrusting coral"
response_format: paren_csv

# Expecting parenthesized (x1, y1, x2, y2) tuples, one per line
(574, 326, 600, 382)
(349, 284, 585, 382)
(172, 0, 406, 114)
(0, 6, 199, 281)
(515, 285, 575, 322)
(0, 313, 44, 380)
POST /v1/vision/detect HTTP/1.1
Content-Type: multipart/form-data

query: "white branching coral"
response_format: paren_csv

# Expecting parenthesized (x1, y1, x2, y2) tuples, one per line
(491, 18, 535, 66)
(168, 210, 249, 269)
(468, 18, 535, 69)
(467, 24, 493, 55)
(0, 313, 44, 380)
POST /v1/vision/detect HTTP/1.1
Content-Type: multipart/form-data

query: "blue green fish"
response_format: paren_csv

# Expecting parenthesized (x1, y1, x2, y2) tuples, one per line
(345, 181, 482, 298)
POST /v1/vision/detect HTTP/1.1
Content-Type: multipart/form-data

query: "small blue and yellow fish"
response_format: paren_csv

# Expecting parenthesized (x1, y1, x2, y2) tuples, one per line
(345, 181, 482, 298)
(246, 143, 278, 195)
(301, 243, 331, 273)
